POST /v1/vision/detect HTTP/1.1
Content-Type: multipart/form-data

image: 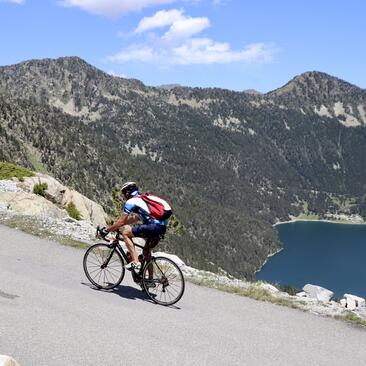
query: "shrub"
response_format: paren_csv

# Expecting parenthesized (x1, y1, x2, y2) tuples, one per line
(33, 182, 48, 197)
(0, 162, 34, 180)
(66, 202, 82, 221)
(277, 284, 302, 296)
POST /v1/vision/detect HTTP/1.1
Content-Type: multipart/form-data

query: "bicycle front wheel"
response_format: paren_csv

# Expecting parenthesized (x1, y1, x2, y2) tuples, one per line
(83, 243, 125, 290)
(142, 256, 185, 306)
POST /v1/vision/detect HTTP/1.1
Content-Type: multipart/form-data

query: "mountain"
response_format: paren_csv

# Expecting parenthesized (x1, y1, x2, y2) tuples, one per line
(243, 89, 262, 95)
(1, 56, 366, 279)
(269, 71, 366, 127)
(157, 84, 183, 90)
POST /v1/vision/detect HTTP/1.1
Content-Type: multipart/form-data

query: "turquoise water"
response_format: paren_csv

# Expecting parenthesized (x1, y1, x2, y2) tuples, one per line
(256, 221, 366, 297)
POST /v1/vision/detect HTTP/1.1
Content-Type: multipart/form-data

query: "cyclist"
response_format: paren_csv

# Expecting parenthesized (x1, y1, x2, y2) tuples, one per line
(99, 181, 169, 271)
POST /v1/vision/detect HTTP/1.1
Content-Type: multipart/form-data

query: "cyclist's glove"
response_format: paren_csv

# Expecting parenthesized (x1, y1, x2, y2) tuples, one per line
(99, 227, 109, 238)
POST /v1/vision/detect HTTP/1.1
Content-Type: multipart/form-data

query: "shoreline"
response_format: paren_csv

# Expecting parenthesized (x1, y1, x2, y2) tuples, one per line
(255, 247, 284, 274)
(273, 217, 366, 227)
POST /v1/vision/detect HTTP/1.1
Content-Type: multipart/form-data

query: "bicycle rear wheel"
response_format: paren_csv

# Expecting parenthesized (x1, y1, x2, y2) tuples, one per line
(83, 243, 125, 290)
(142, 256, 185, 306)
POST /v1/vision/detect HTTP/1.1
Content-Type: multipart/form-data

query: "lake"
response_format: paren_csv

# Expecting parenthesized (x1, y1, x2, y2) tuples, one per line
(256, 221, 366, 297)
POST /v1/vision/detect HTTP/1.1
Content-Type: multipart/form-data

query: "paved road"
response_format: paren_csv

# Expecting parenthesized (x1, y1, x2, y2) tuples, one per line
(1, 224, 366, 366)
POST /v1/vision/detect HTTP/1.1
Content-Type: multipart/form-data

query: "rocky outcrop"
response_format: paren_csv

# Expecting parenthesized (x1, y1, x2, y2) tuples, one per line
(19, 173, 107, 226)
(340, 294, 366, 310)
(0, 176, 107, 242)
(0, 191, 67, 219)
(302, 284, 334, 302)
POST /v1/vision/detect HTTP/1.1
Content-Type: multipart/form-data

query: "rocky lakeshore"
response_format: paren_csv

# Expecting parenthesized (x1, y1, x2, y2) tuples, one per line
(274, 213, 365, 226)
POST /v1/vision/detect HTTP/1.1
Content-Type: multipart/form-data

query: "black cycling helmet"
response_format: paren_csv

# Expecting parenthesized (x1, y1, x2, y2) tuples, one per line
(121, 181, 139, 198)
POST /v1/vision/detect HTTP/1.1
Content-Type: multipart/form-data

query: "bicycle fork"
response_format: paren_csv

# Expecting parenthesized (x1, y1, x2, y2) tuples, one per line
(101, 246, 116, 269)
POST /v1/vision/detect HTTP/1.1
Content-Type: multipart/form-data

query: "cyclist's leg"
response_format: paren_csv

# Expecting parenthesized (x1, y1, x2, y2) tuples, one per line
(132, 224, 166, 276)
(121, 225, 139, 263)
(144, 237, 160, 279)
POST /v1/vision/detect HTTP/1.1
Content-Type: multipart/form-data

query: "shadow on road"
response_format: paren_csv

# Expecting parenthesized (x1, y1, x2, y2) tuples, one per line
(81, 282, 181, 309)
(114, 284, 152, 302)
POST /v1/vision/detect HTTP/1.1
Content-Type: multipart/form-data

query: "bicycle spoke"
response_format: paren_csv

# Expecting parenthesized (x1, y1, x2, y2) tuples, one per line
(90, 268, 103, 279)
(104, 268, 118, 281)
(91, 252, 103, 265)
(86, 260, 101, 267)
(88, 267, 103, 275)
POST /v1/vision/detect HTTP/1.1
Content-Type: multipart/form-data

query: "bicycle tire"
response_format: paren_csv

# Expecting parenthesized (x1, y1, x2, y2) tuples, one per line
(83, 243, 125, 290)
(142, 256, 185, 306)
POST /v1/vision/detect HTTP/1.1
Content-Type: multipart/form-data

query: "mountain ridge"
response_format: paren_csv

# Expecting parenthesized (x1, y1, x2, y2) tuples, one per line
(3, 56, 366, 98)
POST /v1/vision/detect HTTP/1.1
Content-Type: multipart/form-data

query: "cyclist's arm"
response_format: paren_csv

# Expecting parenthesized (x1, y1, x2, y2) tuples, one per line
(106, 213, 140, 233)
(107, 213, 129, 233)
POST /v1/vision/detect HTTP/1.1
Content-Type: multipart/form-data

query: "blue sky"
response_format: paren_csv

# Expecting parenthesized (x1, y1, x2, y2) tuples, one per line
(0, 0, 365, 92)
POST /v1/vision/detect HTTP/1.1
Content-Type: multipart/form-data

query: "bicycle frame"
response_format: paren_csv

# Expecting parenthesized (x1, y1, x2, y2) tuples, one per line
(101, 232, 147, 281)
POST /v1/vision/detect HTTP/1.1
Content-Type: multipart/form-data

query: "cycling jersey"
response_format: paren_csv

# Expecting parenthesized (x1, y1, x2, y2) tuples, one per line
(123, 192, 167, 226)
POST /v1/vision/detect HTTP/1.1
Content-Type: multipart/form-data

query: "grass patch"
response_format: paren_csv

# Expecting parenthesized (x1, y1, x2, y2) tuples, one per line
(0, 215, 89, 250)
(0, 162, 34, 180)
(66, 202, 82, 221)
(59, 237, 89, 249)
(335, 311, 366, 327)
(277, 284, 302, 296)
(187, 277, 304, 309)
(1, 215, 52, 239)
(33, 182, 48, 197)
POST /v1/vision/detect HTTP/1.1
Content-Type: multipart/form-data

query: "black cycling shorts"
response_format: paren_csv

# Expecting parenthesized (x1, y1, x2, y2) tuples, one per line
(132, 223, 166, 240)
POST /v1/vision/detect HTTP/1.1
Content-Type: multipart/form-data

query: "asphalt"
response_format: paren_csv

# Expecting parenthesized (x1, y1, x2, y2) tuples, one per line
(1, 224, 366, 366)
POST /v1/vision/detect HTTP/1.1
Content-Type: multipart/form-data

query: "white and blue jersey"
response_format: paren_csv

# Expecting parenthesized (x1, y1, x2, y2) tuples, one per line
(123, 192, 167, 226)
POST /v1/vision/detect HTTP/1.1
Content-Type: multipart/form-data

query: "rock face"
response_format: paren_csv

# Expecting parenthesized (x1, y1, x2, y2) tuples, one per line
(0, 191, 67, 219)
(19, 173, 107, 226)
(303, 284, 334, 302)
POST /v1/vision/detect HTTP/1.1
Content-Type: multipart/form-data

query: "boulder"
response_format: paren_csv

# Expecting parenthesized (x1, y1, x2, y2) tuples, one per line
(63, 189, 107, 227)
(0, 191, 67, 219)
(0, 355, 20, 366)
(19, 174, 67, 203)
(154, 252, 185, 268)
(19, 173, 107, 226)
(347, 298, 357, 310)
(343, 294, 365, 308)
(303, 284, 334, 302)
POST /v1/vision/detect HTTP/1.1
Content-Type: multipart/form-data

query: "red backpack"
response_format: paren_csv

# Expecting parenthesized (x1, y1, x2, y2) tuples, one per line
(138, 192, 172, 220)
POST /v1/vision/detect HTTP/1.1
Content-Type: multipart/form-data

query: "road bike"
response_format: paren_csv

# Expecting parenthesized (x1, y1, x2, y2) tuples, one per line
(83, 229, 185, 306)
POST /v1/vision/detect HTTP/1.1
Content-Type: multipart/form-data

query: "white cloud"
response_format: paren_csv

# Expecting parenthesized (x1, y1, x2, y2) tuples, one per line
(109, 8, 275, 66)
(172, 39, 273, 64)
(0, 0, 25, 4)
(134, 9, 209, 41)
(163, 16, 210, 41)
(59, 0, 175, 17)
(110, 40, 274, 65)
(134, 9, 185, 34)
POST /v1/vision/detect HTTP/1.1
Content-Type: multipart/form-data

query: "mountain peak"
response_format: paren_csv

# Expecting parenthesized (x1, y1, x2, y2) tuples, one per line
(268, 71, 365, 101)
